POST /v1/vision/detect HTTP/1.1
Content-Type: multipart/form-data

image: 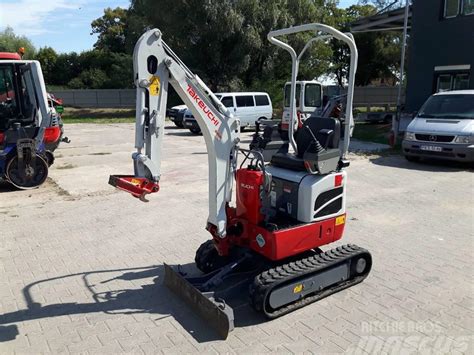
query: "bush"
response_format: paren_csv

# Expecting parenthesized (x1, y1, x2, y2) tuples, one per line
(67, 69, 108, 89)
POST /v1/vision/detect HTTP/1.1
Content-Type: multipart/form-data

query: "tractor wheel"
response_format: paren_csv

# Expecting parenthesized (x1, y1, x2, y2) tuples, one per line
(44, 151, 55, 166)
(195, 240, 229, 274)
(6, 155, 48, 189)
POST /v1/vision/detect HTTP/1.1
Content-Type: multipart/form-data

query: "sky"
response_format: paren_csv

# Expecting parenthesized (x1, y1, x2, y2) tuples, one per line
(0, 0, 359, 54)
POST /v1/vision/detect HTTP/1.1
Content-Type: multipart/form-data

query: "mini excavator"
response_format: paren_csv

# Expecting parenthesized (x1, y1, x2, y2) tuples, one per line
(110, 23, 372, 339)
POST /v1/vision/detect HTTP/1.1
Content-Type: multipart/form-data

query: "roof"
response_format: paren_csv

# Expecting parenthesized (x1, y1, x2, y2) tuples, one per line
(0, 52, 21, 60)
(350, 6, 412, 33)
(215, 92, 269, 96)
(434, 90, 474, 96)
(0, 59, 37, 64)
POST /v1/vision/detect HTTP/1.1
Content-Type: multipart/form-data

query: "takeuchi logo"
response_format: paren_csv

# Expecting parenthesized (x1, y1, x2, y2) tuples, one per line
(186, 84, 221, 128)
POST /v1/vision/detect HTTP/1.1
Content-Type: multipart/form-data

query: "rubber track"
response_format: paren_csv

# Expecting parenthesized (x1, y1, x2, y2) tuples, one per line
(249, 244, 371, 318)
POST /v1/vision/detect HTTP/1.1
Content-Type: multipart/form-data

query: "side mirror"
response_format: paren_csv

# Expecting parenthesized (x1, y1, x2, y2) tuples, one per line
(55, 105, 64, 114)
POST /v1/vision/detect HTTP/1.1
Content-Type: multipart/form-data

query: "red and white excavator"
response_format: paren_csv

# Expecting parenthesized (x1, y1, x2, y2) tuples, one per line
(110, 23, 372, 339)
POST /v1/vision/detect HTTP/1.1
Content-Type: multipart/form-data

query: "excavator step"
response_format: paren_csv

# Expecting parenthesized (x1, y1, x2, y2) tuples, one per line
(249, 244, 372, 318)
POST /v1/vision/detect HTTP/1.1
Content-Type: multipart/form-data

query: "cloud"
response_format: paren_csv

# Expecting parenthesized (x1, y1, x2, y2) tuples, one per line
(0, 0, 82, 36)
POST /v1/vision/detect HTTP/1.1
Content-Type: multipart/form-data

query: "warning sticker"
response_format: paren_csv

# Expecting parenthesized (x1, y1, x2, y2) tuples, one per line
(335, 215, 345, 226)
(293, 284, 303, 293)
(149, 75, 160, 96)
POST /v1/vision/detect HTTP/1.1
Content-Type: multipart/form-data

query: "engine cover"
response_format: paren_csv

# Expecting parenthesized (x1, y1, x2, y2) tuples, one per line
(266, 166, 346, 223)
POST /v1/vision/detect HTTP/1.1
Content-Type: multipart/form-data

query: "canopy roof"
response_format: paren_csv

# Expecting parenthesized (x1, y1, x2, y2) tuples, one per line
(350, 6, 412, 33)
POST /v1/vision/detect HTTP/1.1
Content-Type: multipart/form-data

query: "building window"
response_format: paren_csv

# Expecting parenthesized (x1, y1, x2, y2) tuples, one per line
(444, 0, 474, 17)
(436, 72, 470, 92)
(437, 75, 453, 92)
(463, 0, 474, 14)
(454, 73, 470, 89)
(445, 0, 460, 17)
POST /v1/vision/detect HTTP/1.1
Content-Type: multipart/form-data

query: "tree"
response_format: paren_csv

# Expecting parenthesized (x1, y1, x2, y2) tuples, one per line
(91, 7, 128, 53)
(68, 68, 108, 89)
(36, 47, 58, 84)
(0, 27, 36, 59)
(127, 0, 338, 95)
(328, 4, 401, 86)
(53, 52, 82, 86)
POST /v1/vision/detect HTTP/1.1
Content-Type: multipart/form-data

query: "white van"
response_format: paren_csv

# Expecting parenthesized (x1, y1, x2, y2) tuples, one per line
(281, 81, 323, 130)
(183, 92, 272, 134)
(402, 90, 474, 163)
(217, 92, 272, 128)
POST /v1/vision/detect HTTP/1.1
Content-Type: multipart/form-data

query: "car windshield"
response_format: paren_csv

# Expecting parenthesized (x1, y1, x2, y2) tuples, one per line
(418, 94, 474, 119)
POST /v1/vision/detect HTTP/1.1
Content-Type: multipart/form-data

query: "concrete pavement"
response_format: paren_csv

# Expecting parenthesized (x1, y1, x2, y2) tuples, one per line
(1, 123, 473, 354)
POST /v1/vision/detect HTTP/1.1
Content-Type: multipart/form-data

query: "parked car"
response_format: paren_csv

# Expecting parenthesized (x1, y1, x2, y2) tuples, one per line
(402, 90, 474, 163)
(364, 112, 393, 124)
(183, 92, 273, 134)
(182, 109, 201, 134)
(167, 104, 187, 127)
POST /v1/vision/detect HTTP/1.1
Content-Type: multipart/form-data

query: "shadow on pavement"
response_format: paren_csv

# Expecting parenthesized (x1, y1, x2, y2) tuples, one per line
(0, 181, 16, 193)
(0, 325, 19, 342)
(165, 131, 200, 137)
(370, 155, 473, 173)
(0, 264, 264, 343)
(164, 125, 185, 130)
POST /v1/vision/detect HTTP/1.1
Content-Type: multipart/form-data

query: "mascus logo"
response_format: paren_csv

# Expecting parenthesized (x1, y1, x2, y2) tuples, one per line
(186, 84, 221, 128)
(240, 183, 254, 190)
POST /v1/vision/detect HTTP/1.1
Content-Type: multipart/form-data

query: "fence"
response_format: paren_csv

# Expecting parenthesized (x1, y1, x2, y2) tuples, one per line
(50, 89, 136, 108)
(51, 86, 405, 110)
(351, 86, 405, 111)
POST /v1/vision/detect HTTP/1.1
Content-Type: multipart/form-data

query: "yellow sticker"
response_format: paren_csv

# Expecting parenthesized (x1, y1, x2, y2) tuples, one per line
(293, 284, 304, 294)
(131, 178, 141, 185)
(335, 215, 346, 226)
(149, 75, 160, 96)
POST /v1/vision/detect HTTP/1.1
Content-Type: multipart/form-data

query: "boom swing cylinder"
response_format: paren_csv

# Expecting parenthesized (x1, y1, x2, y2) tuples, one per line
(109, 23, 372, 340)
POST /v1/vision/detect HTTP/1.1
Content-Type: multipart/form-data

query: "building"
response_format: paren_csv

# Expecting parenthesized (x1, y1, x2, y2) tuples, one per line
(406, 0, 474, 112)
(351, 0, 474, 113)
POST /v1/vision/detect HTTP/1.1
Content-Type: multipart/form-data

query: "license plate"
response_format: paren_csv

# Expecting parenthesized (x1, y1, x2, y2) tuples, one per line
(420, 145, 442, 152)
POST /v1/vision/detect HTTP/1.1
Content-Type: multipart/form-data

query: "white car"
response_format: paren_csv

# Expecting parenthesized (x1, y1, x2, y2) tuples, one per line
(402, 90, 474, 163)
(184, 92, 273, 134)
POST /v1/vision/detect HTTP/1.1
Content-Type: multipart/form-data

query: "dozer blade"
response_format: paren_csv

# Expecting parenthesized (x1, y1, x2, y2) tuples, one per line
(163, 263, 234, 340)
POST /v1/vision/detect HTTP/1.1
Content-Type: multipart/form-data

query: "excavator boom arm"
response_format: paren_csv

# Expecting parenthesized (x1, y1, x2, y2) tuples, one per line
(114, 29, 240, 236)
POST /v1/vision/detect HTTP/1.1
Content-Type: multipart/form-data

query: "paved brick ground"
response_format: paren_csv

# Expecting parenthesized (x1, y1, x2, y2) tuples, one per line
(1, 123, 473, 354)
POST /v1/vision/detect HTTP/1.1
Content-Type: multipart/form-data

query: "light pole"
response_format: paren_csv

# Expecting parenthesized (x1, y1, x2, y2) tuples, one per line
(394, 0, 410, 145)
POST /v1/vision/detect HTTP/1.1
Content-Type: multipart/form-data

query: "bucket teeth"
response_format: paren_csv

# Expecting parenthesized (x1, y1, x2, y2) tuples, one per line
(163, 263, 234, 340)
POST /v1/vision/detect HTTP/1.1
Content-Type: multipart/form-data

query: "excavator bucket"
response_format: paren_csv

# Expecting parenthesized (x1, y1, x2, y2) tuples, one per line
(163, 264, 234, 340)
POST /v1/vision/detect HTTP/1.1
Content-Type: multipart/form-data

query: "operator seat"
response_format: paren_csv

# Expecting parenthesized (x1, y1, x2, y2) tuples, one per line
(270, 116, 341, 175)
(249, 121, 289, 162)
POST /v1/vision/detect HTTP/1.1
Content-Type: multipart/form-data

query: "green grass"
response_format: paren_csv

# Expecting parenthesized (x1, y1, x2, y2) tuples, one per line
(352, 122, 391, 145)
(61, 107, 135, 124)
(62, 117, 135, 124)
